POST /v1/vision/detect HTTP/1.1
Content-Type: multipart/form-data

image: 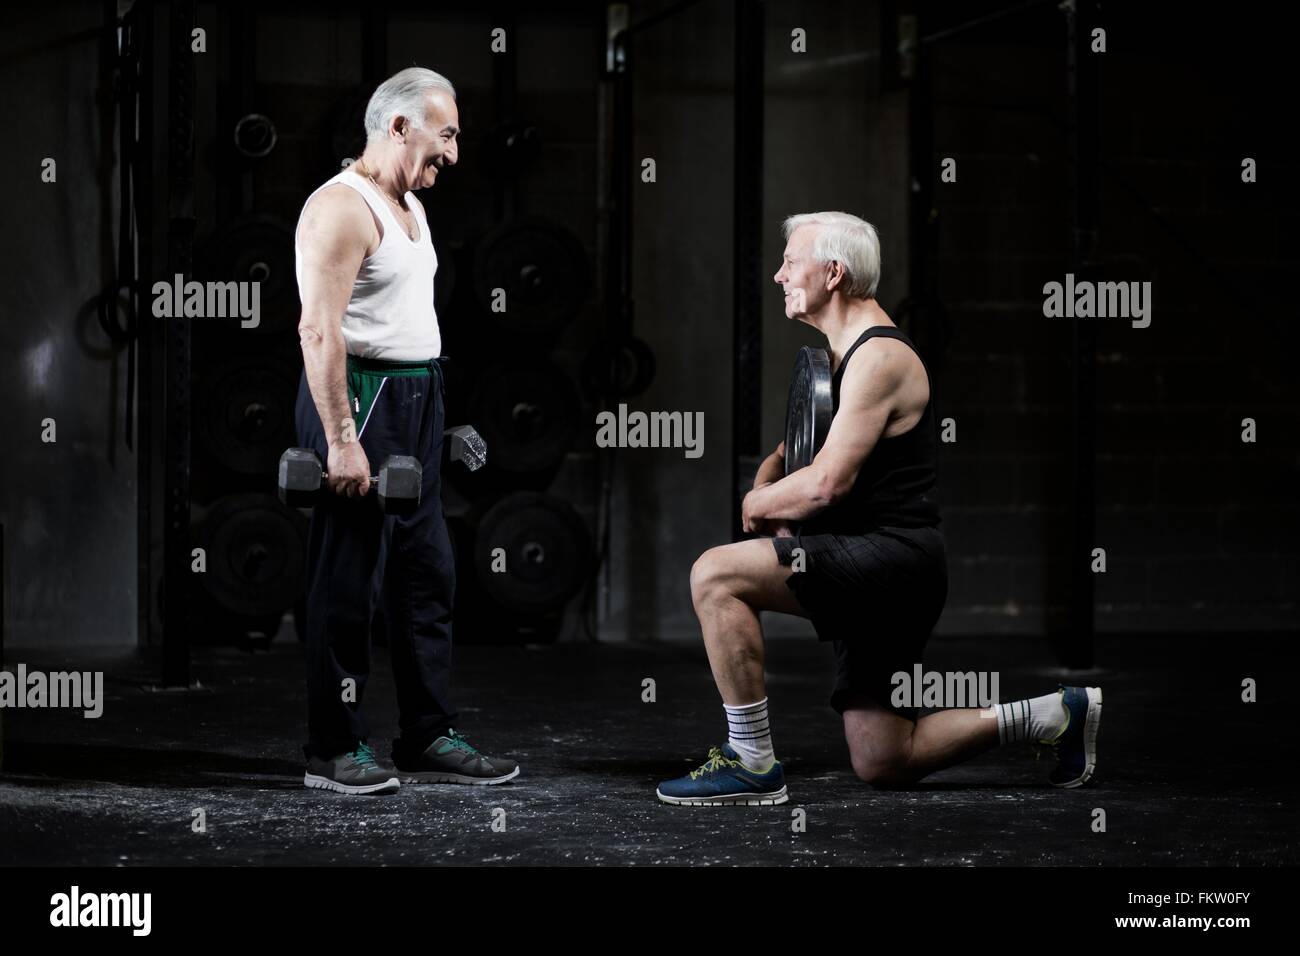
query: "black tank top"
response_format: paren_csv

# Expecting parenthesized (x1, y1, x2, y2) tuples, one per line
(803, 326, 942, 532)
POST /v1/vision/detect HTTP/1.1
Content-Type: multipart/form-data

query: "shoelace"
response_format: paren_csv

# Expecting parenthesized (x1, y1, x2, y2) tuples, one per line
(444, 729, 482, 757)
(689, 746, 739, 780)
(351, 742, 379, 768)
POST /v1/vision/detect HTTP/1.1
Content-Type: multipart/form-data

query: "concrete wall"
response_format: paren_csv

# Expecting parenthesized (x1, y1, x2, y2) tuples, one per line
(10, 1, 1289, 652)
(924, 1, 1298, 634)
(606, 0, 908, 641)
(1, 4, 138, 648)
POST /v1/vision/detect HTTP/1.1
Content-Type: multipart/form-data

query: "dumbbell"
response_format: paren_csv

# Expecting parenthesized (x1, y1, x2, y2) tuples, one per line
(446, 425, 487, 471)
(278, 448, 422, 516)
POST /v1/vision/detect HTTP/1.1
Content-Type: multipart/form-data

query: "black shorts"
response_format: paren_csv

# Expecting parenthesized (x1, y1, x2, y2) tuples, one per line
(772, 525, 948, 721)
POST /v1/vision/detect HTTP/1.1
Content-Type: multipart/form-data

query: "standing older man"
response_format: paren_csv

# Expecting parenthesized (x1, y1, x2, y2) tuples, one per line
(657, 211, 1102, 806)
(295, 67, 518, 794)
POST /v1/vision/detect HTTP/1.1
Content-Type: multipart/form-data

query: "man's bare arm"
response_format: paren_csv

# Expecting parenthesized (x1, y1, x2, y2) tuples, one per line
(296, 186, 373, 492)
(753, 441, 785, 489)
(742, 348, 897, 528)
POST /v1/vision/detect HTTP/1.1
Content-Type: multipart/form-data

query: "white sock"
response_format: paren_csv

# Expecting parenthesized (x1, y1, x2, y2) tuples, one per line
(994, 690, 1068, 745)
(724, 698, 775, 772)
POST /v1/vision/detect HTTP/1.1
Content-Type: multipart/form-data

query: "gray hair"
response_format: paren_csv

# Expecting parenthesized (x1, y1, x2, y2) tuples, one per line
(781, 211, 881, 299)
(364, 67, 457, 144)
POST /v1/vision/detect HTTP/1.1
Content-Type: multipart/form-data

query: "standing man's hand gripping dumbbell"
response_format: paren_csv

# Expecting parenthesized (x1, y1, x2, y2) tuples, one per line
(293, 66, 518, 795)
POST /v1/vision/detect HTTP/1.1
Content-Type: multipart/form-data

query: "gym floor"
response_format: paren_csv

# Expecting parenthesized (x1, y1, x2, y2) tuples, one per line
(1, 630, 1293, 866)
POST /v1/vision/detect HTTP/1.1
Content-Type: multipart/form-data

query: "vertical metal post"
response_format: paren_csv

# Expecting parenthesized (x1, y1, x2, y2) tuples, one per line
(1, 523, 6, 670)
(907, 11, 934, 323)
(136, 0, 156, 650)
(595, 6, 631, 635)
(162, 0, 196, 686)
(492, 5, 519, 222)
(1, 523, 5, 770)
(612, 39, 633, 341)
(731, 0, 764, 541)
(1063, 0, 1098, 668)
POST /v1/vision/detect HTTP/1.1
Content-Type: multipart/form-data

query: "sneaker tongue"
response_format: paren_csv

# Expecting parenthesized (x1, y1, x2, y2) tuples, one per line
(720, 743, 739, 760)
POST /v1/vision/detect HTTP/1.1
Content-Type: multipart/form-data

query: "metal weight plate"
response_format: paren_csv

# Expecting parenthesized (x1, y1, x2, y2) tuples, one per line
(234, 113, 278, 159)
(198, 216, 298, 333)
(473, 492, 591, 614)
(196, 493, 308, 618)
(480, 120, 542, 180)
(200, 357, 299, 476)
(469, 360, 581, 477)
(580, 334, 657, 400)
(473, 217, 589, 339)
(784, 346, 833, 474)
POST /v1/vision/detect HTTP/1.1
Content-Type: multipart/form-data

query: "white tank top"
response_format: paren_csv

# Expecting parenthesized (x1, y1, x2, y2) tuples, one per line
(295, 169, 441, 361)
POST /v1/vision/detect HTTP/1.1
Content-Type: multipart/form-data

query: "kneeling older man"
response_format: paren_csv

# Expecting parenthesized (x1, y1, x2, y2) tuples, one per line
(657, 211, 1101, 806)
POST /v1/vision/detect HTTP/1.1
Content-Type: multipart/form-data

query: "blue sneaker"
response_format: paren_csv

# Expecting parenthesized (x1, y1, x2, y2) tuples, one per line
(1037, 685, 1103, 788)
(656, 744, 789, 806)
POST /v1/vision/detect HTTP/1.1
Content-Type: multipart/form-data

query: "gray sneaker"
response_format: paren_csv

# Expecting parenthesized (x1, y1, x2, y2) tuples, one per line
(304, 742, 401, 795)
(394, 729, 520, 785)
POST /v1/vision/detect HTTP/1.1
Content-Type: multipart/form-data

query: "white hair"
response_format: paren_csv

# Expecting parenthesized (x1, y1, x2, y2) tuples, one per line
(364, 67, 456, 144)
(781, 211, 882, 299)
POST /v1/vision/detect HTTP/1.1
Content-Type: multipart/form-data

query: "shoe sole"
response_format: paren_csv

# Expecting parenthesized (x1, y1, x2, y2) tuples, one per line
(304, 772, 400, 795)
(655, 785, 789, 807)
(398, 766, 521, 786)
(1052, 686, 1102, 789)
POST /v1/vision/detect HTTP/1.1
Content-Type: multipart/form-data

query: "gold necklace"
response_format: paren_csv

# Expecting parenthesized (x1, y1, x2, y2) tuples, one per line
(354, 162, 417, 241)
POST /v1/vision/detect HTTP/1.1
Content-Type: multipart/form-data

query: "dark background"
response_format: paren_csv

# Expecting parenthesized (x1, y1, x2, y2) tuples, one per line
(1, 0, 1295, 657)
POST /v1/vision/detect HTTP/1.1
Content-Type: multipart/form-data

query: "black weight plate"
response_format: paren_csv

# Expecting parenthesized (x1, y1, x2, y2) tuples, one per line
(580, 334, 657, 400)
(469, 360, 581, 476)
(473, 217, 589, 339)
(233, 113, 278, 159)
(198, 216, 298, 332)
(784, 346, 833, 474)
(196, 493, 307, 617)
(480, 120, 542, 180)
(473, 492, 591, 614)
(199, 357, 298, 476)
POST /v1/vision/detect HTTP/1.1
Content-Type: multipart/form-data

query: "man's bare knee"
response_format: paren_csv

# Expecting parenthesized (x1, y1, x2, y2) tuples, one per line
(851, 755, 915, 789)
(846, 719, 916, 788)
(690, 549, 732, 609)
